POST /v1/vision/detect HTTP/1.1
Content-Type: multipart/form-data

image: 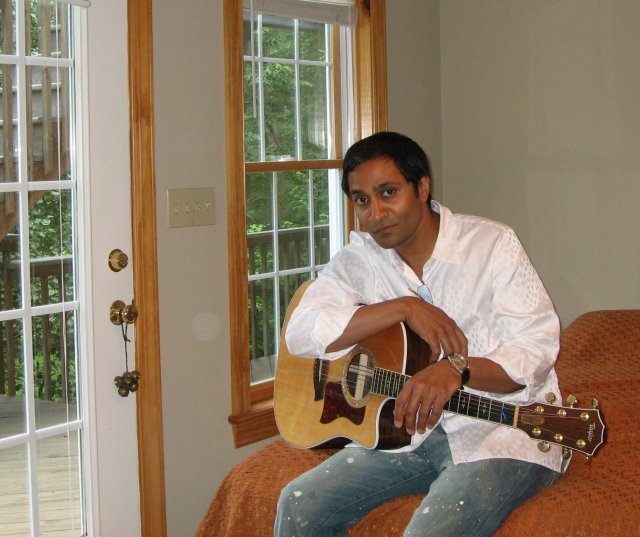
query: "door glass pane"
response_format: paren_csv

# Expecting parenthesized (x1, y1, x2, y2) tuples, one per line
(0, 204, 22, 310)
(0, 63, 19, 183)
(37, 431, 82, 536)
(26, 65, 72, 182)
(29, 189, 74, 307)
(32, 311, 78, 429)
(0, 443, 31, 535)
(0, 319, 25, 439)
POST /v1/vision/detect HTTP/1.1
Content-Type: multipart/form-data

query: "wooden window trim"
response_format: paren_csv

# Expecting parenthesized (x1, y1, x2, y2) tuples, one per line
(225, 0, 388, 448)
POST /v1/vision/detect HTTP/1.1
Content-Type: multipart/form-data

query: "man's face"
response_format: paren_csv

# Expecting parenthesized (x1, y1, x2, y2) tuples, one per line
(347, 157, 430, 252)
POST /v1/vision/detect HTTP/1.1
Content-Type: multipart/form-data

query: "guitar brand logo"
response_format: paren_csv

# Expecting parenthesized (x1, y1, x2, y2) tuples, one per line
(588, 423, 596, 442)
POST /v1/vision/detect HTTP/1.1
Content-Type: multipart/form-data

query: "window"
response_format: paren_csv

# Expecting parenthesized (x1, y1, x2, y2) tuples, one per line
(225, 0, 387, 447)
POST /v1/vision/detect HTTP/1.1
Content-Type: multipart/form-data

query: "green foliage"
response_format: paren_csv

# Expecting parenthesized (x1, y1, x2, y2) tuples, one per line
(29, 189, 73, 259)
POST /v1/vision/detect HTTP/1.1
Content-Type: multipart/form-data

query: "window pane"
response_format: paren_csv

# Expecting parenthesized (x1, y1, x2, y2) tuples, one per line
(247, 172, 274, 275)
(300, 65, 329, 159)
(0, 63, 19, 183)
(313, 170, 331, 265)
(0, 198, 22, 310)
(26, 0, 71, 59)
(278, 171, 309, 229)
(278, 227, 309, 270)
(0, 319, 26, 439)
(37, 432, 83, 536)
(279, 273, 311, 328)
(0, 443, 31, 535)
(29, 190, 75, 307)
(243, 62, 262, 162)
(263, 62, 296, 160)
(26, 65, 72, 182)
(32, 311, 78, 429)
(242, 14, 255, 56)
(249, 277, 275, 383)
(299, 21, 327, 61)
(262, 16, 294, 59)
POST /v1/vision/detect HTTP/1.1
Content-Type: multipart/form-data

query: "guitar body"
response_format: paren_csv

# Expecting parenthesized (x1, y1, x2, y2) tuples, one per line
(274, 282, 434, 449)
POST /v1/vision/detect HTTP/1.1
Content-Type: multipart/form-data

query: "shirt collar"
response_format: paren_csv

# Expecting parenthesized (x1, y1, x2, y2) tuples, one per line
(429, 201, 461, 266)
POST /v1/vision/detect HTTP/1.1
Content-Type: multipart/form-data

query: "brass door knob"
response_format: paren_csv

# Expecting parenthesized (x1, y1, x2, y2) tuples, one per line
(108, 249, 129, 272)
(110, 300, 138, 325)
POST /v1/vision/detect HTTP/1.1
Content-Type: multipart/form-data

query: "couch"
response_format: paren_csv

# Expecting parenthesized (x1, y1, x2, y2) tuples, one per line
(196, 310, 640, 536)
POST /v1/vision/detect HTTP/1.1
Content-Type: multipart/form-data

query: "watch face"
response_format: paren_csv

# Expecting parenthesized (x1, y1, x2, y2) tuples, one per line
(449, 353, 468, 370)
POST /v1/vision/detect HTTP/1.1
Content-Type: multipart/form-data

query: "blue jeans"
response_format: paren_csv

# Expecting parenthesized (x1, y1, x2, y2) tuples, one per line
(274, 425, 560, 537)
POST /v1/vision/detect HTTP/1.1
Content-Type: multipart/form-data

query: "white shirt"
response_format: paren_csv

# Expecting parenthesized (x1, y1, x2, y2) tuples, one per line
(286, 202, 565, 472)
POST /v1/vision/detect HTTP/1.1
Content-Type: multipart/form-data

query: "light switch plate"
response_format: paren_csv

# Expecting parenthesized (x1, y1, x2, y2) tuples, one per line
(167, 187, 216, 228)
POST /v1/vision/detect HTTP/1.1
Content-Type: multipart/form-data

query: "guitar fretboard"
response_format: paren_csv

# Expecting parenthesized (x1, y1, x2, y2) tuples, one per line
(372, 367, 517, 426)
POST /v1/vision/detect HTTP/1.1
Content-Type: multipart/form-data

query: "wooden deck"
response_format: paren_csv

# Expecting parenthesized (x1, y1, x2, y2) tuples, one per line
(0, 395, 82, 537)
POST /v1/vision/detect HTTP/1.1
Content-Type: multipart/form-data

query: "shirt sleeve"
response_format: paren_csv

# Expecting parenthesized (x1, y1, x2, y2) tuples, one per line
(284, 273, 364, 358)
(484, 229, 560, 401)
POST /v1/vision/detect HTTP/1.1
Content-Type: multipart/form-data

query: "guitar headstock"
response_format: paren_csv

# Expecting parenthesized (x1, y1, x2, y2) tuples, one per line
(516, 394, 606, 457)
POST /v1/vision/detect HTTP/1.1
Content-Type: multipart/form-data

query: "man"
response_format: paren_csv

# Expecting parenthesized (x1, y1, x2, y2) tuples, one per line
(275, 132, 565, 536)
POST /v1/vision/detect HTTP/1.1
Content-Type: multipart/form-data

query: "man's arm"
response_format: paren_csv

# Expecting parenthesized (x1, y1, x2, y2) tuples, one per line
(326, 295, 468, 358)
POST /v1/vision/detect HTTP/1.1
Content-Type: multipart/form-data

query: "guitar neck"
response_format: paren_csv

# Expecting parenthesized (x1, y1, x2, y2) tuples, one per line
(373, 367, 518, 427)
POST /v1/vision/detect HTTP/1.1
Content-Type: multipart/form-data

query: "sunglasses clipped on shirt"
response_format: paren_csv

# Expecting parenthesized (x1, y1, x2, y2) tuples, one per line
(410, 282, 433, 305)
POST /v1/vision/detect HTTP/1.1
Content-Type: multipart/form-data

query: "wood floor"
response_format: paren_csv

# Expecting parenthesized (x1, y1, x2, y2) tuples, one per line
(0, 395, 82, 537)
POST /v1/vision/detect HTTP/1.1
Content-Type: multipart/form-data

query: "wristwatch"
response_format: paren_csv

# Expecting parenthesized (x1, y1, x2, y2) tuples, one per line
(447, 353, 470, 386)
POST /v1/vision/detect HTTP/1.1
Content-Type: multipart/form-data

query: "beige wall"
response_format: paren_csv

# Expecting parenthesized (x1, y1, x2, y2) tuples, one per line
(387, 0, 443, 198)
(153, 1, 272, 536)
(152, 1, 639, 535)
(439, 0, 640, 326)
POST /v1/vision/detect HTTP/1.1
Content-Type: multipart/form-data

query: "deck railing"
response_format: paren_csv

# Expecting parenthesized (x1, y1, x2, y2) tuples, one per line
(0, 235, 74, 401)
(247, 225, 329, 378)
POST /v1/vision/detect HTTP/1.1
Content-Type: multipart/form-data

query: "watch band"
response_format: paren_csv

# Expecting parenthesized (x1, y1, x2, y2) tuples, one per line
(447, 353, 470, 386)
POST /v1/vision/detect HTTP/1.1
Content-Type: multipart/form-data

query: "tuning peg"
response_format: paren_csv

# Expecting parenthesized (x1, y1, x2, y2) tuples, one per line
(562, 448, 571, 459)
(545, 392, 557, 403)
(566, 394, 578, 408)
(591, 398, 599, 409)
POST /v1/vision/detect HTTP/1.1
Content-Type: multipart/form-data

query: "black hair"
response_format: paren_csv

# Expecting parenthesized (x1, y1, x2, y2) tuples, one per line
(341, 132, 432, 199)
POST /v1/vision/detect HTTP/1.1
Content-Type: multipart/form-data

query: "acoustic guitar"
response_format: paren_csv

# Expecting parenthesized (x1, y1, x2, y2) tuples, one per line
(274, 281, 606, 457)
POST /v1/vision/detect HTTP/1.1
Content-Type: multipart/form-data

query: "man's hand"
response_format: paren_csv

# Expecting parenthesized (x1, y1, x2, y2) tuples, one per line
(394, 359, 462, 434)
(403, 297, 468, 359)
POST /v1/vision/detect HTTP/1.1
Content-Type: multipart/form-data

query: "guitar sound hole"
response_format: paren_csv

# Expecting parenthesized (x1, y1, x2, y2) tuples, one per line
(343, 350, 375, 407)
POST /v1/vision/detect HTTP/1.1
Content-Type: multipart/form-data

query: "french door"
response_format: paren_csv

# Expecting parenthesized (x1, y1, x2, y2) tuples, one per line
(0, 0, 144, 535)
